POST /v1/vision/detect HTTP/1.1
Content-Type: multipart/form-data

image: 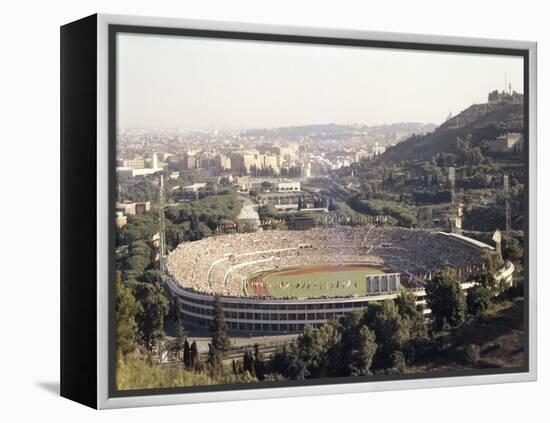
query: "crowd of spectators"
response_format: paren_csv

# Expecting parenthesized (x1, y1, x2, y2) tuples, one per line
(165, 225, 487, 297)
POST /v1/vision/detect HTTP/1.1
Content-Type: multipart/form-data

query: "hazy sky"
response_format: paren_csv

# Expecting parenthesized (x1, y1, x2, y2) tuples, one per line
(117, 33, 523, 130)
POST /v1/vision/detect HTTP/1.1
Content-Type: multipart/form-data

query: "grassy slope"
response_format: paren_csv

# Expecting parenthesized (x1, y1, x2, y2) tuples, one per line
(408, 298, 525, 373)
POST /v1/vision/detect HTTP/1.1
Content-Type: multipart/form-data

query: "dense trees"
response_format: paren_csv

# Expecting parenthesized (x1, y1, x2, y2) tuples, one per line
(118, 214, 160, 247)
(467, 286, 493, 316)
(235, 344, 265, 380)
(370, 301, 410, 351)
(425, 268, 466, 331)
(338, 322, 377, 376)
(453, 137, 484, 166)
(115, 271, 141, 357)
(118, 176, 159, 203)
(348, 196, 417, 227)
(271, 296, 428, 380)
(395, 290, 418, 321)
(133, 281, 169, 354)
(167, 193, 241, 228)
(163, 193, 242, 244)
(503, 237, 524, 262)
(257, 203, 280, 221)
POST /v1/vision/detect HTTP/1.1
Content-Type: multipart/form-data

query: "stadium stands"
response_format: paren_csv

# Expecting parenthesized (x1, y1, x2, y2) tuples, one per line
(166, 226, 487, 297)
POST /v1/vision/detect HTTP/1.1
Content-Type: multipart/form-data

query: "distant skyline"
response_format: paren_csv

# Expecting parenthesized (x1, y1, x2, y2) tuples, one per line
(117, 33, 523, 130)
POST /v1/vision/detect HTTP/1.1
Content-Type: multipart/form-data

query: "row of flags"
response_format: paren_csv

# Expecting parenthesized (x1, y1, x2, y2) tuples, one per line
(216, 223, 238, 230)
(261, 219, 285, 226)
(408, 264, 486, 284)
(215, 220, 287, 231)
(210, 214, 392, 232)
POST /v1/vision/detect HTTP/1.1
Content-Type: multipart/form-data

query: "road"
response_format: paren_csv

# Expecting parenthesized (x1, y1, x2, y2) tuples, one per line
(236, 194, 261, 229)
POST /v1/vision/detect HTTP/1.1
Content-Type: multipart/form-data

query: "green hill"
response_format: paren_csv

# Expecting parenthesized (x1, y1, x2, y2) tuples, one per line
(380, 101, 524, 163)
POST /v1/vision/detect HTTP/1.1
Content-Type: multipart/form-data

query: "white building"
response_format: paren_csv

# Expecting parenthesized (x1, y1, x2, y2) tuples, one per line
(183, 182, 208, 193)
(274, 180, 301, 192)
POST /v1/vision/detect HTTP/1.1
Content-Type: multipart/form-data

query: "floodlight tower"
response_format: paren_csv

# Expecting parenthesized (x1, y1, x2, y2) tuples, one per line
(503, 174, 512, 240)
(449, 167, 456, 209)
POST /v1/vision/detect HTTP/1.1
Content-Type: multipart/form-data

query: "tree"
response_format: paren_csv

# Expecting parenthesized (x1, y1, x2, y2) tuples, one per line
(206, 344, 223, 377)
(242, 349, 255, 377)
(173, 297, 185, 360)
(464, 344, 481, 365)
(395, 290, 417, 320)
(188, 212, 202, 241)
(207, 295, 231, 375)
(503, 237, 523, 262)
(190, 341, 200, 371)
(183, 338, 191, 367)
(425, 268, 466, 331)
(351, 326, 377, 376)
(210, 295, 231, 356)
(141, 269, 162, 284)
(395, 290, 427, 338)
(253, 344, 265, 380)
(125, 254, 150, 280)
(478, 269, 498, 291)
(389, 350, 407, 374)
(295, 323, 341, 379)
(115, 271, 141, 357)
(270, 343, 308, 380)
(330, 311, 364, 376)
(363, 301, 410, 367)
(481, 251, 500, 274)
(134, 282, 170, 353)
(260, 181, 273, 191)
(467, 285, 493, 316)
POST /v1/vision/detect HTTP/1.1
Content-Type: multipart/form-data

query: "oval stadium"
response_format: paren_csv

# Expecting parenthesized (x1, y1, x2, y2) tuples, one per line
(165, 226, 514, 334)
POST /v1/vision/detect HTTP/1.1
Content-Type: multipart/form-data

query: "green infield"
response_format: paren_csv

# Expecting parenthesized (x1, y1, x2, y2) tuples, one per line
(247, 264, 386, 299)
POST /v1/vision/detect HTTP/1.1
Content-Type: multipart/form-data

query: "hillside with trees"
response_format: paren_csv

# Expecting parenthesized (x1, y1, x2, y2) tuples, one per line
(380, 101, 524, 163)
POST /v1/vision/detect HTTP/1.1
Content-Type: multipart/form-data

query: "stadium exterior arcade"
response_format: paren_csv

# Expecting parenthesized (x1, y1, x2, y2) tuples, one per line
(166, 276, 415, 333)
(164, 226, 514, 334)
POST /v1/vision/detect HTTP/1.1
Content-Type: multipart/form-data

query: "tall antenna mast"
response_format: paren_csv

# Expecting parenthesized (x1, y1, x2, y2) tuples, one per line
(504, 72, 508, 93)
(503, 174, 511, 239)
(448, 167, 458, 233)
(159, 174, 166, 275)
(449, 167, 456, 210)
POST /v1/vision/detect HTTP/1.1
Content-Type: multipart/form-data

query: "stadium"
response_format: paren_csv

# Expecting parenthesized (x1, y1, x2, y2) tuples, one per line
(165, 226, 514, 334)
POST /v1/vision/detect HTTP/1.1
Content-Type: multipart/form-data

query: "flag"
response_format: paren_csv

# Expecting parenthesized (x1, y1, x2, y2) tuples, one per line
(152, 250, 160, 264)
(151, 232, 160, 247)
